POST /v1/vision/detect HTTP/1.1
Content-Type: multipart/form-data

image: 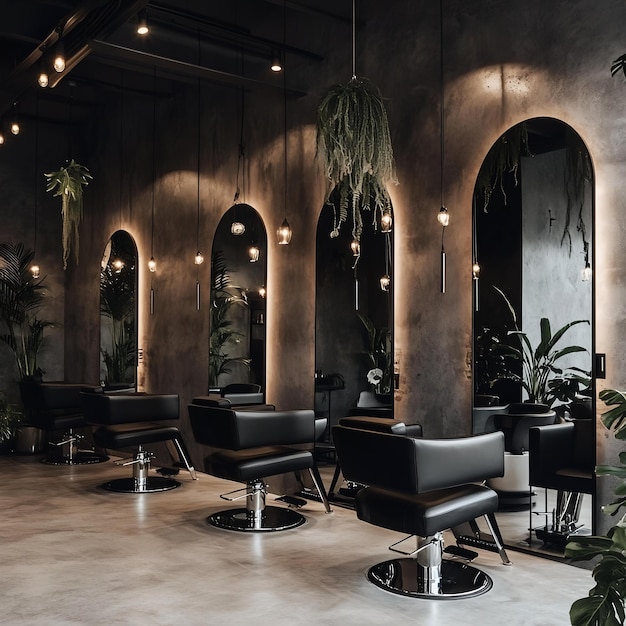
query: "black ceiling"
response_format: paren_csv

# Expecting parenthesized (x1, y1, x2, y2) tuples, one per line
(0, 0, 353, 123)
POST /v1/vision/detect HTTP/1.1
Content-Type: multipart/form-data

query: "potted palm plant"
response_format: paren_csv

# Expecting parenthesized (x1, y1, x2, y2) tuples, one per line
(0, 391, 21, 453)
(490, 287, 589, 407)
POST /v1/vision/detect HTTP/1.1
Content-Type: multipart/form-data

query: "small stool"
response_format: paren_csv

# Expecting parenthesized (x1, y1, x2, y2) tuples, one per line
(82, 393, 197, 493)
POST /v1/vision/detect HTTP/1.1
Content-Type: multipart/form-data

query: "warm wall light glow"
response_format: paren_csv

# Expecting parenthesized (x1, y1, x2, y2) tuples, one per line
(381, 211, 393, 232)
(249, 245, 260, 262)
(30, 264, 40, 279)
(148, 256, 156, 272)
(277, 218, 292, 245)
(437, 206, 450, 226)
(231, 221, 245, 235)
(0, 133, 4, 145)
(194, 251, 204, 265)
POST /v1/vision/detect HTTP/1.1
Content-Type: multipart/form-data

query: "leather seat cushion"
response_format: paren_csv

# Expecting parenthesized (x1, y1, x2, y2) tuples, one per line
(94, 424, 181, 449)
(205, 446, 313, 482)
(356, 483, 498, 537)
(31, 411, 85, 430)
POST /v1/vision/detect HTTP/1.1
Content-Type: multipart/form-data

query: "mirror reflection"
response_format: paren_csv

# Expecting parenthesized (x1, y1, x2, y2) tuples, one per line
(472, 118, 594, 558)
(315, 194, 394, 445)
(209, 203, 266, 392)
(99, 230, 138, 390)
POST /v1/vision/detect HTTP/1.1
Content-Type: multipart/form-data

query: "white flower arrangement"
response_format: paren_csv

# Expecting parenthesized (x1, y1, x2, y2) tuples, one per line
(367, 368, 383, 386)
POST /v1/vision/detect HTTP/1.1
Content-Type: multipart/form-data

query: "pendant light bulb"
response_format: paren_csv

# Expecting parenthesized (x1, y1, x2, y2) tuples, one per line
(38, 69, 49, 88)
(472, 262, 480, 279)
(0, 132, 4, 145)
(270, 54, 282, 72)
(10, 122, 20, 136)
(277, 218, 292, 245)
(30, 264, 40, 279)
(259, 286, 266, 298)
(194, 251, 204, 265)
(148, 256, 157, 273)
(380, 275, 391, 292)
(581, 263, 592, 282)
(437, 205, 450, 226)
(381, 211, 393, 232)
(350, 239, 361, 257)
(53, 40, 65, 73)
(249, 245, 260, 262)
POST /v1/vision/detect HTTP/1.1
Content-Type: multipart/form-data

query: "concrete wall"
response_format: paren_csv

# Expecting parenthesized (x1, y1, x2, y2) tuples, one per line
(2, 0, 626, 532)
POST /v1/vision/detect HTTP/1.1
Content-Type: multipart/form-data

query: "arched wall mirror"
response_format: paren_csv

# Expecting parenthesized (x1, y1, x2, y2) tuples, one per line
(472, 117, 595, 558)
(315, 195, 394, 444)
(210, 203, 267, 392)
(99, 230, 138, 390)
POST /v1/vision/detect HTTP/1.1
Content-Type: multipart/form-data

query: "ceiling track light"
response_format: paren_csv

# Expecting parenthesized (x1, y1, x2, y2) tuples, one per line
(137, 10, 149, 36)
(270, 53, 282, 72)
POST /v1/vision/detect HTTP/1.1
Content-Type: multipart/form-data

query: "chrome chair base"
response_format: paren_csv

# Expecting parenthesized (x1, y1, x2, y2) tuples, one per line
(367, 558, 493, 599)
(207, 506, 306, 532)
(43, 451, 109, 465)
(100, 476, 181, 493)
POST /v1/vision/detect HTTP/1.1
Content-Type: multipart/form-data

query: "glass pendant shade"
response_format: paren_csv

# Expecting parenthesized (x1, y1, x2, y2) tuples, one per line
(277, 218, 292, 245)
(53, 41, 65, 73)
(380, 275, 391, 291)
(137, 10, 149, 35)
(259, 286, 266, 298)
(30, 264, 40, 279)
(148, 256, 156, 273)
(249, 245, 260, 262)
(437, 206, 450, 226)
(10, 122, 20, 135)
(194, 251, 204, 265)
(38, 70, 49, 88)
(231, 221, 245, 235)
(350, 239, 360, 256)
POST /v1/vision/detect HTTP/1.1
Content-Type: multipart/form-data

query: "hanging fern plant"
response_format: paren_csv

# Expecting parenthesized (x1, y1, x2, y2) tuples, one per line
(45, 159, 92, 269)
(316, 77, 397, 243)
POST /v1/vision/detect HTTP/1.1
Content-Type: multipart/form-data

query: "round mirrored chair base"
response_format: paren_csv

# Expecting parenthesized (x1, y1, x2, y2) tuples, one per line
(367, 558, 493, 600)
(43, 452, 110, 465)
(99, 476, 181, 493)
(207, 506, 306, 532)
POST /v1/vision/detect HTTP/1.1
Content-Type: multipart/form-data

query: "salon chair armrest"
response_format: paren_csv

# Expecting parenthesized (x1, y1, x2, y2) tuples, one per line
(81, 393, 179, 425)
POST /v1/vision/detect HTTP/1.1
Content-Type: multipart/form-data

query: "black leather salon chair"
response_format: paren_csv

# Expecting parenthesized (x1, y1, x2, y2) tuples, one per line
(328, 415, 423, 498)
(82, 392, 197, 493)
(188, 403, 331, 532)
(332, 424, 510, 599)
(529, 419, 595, 546)
(19, 380, 108, 465)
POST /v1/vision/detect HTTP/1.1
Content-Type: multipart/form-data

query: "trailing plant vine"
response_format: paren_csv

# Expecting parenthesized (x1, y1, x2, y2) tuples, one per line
(316, 78, 397, 243)
(45, 159, 92, 269)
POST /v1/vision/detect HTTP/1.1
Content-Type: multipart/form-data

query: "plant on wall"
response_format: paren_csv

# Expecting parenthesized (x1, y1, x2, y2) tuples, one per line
(0, 391, 21, 443)
(45, 159, 92, 269)
(489, 287, 589, 406)
(209, 251, 250, 387)
(566, 388, 626, 626)
(0, 242, 55, 380)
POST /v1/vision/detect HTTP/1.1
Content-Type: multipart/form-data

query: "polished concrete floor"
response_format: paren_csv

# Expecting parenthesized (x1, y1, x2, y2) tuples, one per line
(0, 453, 593, 626)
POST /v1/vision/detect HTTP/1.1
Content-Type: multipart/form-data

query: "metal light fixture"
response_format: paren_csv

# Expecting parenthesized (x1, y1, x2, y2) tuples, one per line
(270, 53, 282, 72)
(10, 104, 20, 136)
(277, 218, 292, 245)
(148, 256, 156, 273)
(249, 245, 260, 262)
(194, 251, 204, 265)
(137, 10, 149, 36)
(30, 264, 40, 279)
(379, 274, 391, 291)
(37, 57, 49, 88)
(437, 0, 448, 294)
(350, 239, 360, 257)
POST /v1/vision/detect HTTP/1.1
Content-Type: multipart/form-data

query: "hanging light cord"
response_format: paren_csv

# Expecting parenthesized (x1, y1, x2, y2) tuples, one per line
(283, 0, 288, 219)
(151, 69, 156, 260)
(34, 94, 39, 256)
(439, 0, 445, 212)
(351, 0, 356, 80)
(119, 71, 124, 230)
